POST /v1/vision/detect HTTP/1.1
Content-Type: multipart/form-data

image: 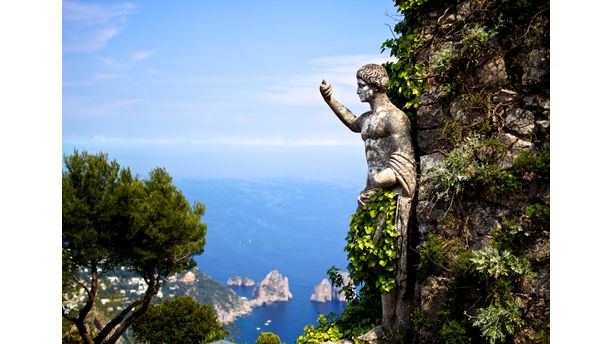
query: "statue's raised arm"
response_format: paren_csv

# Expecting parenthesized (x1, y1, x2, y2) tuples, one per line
(319, 79, 361, 133)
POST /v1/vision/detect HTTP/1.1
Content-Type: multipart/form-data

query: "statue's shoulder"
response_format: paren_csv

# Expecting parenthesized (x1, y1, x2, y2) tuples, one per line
(357, 110, 373, 123)
(385, 107, 409, 122)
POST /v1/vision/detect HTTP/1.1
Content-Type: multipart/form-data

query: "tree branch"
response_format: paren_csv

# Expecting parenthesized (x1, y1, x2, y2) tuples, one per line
(103, 271, 161, 344)
(93, 298, 144, 342)
(62, 307, 78, 323)
(78, 260, 98, 323)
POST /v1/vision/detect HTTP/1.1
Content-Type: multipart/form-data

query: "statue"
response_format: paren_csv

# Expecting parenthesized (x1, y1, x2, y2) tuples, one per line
(320, 64, 417, 330)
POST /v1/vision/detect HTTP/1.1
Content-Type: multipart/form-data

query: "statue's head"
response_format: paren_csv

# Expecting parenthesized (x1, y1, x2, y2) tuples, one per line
(356, 64, 389, 93)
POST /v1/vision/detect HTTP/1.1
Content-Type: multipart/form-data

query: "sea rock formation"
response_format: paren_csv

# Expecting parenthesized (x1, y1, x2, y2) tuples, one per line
(310, 279, 332, 302)
(310, 271, 355, 303)
(226, 276, 255, 287)
(249, 270, 292, 306)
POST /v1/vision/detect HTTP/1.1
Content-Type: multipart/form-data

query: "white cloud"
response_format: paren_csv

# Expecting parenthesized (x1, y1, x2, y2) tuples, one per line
(63, 1, 136, 53)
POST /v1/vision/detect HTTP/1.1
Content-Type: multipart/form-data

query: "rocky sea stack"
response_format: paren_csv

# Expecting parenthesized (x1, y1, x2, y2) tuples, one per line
(249, 270, 293, 307)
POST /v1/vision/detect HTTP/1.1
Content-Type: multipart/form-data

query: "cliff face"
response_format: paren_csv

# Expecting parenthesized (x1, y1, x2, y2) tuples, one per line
(384, 0, 549, 342)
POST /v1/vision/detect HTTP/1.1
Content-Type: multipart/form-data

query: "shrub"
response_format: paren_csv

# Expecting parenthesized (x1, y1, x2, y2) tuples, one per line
(131, 296, 226, 344)
(256, 331, 281, 344)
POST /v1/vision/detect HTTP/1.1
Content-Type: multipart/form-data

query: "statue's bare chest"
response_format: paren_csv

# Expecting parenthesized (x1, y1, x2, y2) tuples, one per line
(360, 111, 389, 141)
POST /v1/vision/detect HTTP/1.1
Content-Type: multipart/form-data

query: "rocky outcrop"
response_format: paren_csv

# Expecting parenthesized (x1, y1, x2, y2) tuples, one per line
(310, 279, 332, 302)
(249, 270, 292, 307)
(213, 301, 253, 325)
(226, 276, 255, 287)
(401, 0, 550, 342)
(310, 271, 354, 303)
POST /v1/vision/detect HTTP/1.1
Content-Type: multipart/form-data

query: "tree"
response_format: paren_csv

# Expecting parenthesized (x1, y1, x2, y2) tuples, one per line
(62, 150, 207, 344)
(256, 332, 281, 344)
(131, 296, 226, 344)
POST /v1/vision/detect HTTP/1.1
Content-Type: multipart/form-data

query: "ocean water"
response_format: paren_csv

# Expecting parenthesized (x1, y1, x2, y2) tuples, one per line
(176, 178, 363, 344)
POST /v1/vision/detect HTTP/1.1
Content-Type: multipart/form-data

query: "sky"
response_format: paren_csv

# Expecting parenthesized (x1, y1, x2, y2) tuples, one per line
(62, 0, 402, 180)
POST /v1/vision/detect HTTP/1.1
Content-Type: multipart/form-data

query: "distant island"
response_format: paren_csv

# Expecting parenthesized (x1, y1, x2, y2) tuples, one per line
(226, 276, 255, 287)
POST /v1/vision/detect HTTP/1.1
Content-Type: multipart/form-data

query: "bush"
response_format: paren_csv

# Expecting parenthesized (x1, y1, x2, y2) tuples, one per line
(131, 296, 226, 344)
(256, 331, 281, 344)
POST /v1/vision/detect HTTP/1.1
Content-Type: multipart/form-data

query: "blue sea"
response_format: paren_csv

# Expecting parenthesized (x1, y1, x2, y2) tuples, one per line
(176, 178, 363, 344)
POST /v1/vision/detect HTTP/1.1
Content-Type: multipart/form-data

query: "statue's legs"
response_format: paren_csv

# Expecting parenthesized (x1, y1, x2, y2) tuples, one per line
(392, 195, 414, 331)
(382, 290, 397, 328)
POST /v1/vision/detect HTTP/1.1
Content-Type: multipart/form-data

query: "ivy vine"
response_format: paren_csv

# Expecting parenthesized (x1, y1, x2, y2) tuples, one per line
(345, 189, 399, 293)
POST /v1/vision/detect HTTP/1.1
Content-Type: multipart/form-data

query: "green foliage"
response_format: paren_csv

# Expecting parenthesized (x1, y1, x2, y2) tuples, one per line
(469, 297, 525, 344)
(474, 165, 521, 194)
(412, 233, 534, 343)
(381, 327, 411, 344)
(381, 0, 434, 111)
(470, 247, 533, 282)
(256, 331, 281, 344)
(62, 150, 208, 343)
(412, 308, 471, 344)
(132, 296, 226, 344)
(492, 202, 549, 253)
(61, 325, 82, 344)
(297, 314, 344, 344)
(296, 312, 374, 344)
(439, 319, 470, 344)
(345, 189, 398, 293)
(416, 234, 448, 281)
(422, 135, 550, 202)
(459, 24, 497, 61)
(297, 284, 381, 343)
(512, 150, 550, 182)
(430, 46, 455, 76)
(525, 202, 549, 231)
(327, 266, 356, 302)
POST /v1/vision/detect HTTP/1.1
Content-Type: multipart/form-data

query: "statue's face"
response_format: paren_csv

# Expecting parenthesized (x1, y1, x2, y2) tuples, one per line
(357, 77, 375, 103)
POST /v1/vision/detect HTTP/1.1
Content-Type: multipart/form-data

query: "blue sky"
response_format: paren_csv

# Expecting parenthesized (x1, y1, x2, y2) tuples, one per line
(63, 0, 401, 179)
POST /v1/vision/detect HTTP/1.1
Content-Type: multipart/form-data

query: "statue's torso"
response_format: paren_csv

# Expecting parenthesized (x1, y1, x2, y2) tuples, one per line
(359, 108, 413, 190)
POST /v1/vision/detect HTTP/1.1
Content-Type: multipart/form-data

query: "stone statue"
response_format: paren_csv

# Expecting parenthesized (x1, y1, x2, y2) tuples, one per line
(320, 64, 417, 330)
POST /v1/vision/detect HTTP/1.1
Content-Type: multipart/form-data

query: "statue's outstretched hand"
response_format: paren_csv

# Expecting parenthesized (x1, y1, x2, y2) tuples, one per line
(320, 79, 333, 102)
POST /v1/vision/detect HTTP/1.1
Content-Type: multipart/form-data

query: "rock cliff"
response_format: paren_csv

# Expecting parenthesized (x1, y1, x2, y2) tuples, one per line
(226, 276, 255, 287)
(249, 270, 293, 307)
(383, 0, 550, 342)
